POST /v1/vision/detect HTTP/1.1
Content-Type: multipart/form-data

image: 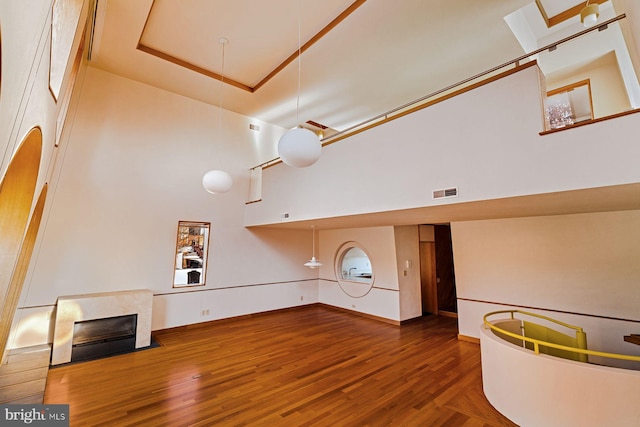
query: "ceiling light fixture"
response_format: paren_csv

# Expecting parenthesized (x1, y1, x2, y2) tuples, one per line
(580, 0, 599, 28)
(304, 226, 322, 269)
(202, 38, 233, 194)
(277, 0, 322, 168)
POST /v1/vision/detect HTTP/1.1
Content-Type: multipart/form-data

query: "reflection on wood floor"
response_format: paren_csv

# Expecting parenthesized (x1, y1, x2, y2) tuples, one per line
(45, 305, 517, 426)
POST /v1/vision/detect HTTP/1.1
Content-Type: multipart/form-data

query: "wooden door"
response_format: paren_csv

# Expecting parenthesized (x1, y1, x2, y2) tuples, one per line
(419, 242, 437, 315)
(435, 225, 457, 313)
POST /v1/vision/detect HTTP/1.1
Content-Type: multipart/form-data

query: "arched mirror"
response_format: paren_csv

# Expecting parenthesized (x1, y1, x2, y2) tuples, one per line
(173, 221, 209, 287)
(335, 242, 374, 298)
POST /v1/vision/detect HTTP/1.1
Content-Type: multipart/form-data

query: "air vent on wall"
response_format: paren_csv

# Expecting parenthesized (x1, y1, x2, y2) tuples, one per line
(432, 187, 458, 199)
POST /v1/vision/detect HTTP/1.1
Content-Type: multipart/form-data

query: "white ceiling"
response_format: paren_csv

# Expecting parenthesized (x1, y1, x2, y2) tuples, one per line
(90, 1, 631, 133)
(89, 0, 635, 133)
(90, 0, 536, 132)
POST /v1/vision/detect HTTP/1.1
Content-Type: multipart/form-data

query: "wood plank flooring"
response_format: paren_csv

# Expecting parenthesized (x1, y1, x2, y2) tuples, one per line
(44, 305, 517, 426)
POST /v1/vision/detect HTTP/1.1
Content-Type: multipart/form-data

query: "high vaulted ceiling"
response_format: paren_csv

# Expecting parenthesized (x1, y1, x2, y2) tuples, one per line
(84, 1, 640, 229)
(88, 1, 627, 134)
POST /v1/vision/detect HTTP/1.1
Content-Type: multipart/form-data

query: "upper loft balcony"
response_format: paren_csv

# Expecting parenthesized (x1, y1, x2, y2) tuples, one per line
(244, 2, 640, 229)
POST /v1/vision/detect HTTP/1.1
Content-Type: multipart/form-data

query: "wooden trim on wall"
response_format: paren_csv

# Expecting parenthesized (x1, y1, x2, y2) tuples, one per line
(546, 78, 591, 97)
(136, 0, 367, 93)
(457, 334, 480, 344)
(261, 60, 539, 170)
(318, 303, 401, 325)
(438, 311, 458, 319)
(458, 297, 640, 324)
(539, 107, 640, 135)
(319, 61, 540, 150)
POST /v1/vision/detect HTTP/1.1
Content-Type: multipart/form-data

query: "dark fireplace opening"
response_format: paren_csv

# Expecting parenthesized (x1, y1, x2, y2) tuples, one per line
(71, 314, 137, 362)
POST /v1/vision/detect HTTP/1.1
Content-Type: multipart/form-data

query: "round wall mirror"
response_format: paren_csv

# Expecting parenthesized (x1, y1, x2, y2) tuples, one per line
(334, 242, 374, 298)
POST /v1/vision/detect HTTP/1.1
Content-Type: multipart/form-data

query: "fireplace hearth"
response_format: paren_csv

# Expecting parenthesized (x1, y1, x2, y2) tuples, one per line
(71, 314, 137, 362)
(52, 289, 153, 366)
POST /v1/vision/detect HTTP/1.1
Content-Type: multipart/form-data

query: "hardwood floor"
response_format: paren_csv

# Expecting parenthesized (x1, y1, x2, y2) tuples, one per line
(44, 305, 517, 426)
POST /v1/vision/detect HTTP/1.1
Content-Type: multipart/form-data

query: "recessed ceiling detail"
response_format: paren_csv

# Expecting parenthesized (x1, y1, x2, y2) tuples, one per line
(137, 0, 366, 93)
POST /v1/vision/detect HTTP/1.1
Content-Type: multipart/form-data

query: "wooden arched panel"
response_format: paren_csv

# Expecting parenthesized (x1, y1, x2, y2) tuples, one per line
(0, 127, 42, 361)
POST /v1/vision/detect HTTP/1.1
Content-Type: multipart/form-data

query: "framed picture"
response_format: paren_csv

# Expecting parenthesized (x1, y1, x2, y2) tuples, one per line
(173, 221, 210, 287)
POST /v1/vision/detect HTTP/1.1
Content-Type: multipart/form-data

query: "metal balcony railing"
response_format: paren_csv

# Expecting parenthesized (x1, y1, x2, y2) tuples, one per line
(484, 310, 640, 364)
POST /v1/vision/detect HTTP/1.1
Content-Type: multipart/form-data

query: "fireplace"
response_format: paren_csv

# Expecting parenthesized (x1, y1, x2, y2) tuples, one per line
(52, 289, 153, 366)
(71, 314, 138, 362)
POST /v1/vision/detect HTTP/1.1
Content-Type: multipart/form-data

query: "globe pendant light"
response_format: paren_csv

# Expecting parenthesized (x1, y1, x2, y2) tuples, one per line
(202, 169, 232, 194)
(279, 127, 322, 168)
(304, 226, 322, 269)
(277, 0, 322, 168)
(202, 38, 233, 194)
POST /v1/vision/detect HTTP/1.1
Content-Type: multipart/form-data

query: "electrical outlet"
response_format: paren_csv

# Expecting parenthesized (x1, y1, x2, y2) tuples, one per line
(201, 309, 210, 316)
(300, 296, 304, 301)
(352, 304, 356, 309)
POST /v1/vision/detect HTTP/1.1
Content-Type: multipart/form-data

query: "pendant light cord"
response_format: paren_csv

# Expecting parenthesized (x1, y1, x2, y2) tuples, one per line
(296, 0, 301, 124)
(218, 38, 226, 146)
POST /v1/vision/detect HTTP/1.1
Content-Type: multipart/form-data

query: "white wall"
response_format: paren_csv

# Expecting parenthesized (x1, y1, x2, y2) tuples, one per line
(1, 0, 53, 177)
(393, 225, 421, 321)
(4, 1, 640, 355)
(9, 67, 324, 346)
(481, 325, 640, 427)
(454, 210, 640, 369)
(546, 51, 631, 118)
(318, 227, 401, 320)
(245, 65, 640, 227)
(1, 1, 91, 349)
(614, 0, 640, 70)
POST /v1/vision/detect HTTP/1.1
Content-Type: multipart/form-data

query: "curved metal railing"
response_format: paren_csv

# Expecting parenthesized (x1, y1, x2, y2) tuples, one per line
(483, 310, 640, 363)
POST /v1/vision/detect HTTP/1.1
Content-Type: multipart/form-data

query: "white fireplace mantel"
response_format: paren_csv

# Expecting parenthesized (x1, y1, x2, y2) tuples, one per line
(51, 289, 153, 365)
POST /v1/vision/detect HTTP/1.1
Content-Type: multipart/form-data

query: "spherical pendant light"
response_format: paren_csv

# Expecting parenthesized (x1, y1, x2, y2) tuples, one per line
(277, 1, 322, 168)
(202, 169, 232, 194)
(278, 127, 322, 168)
(201, 38, 233, 195)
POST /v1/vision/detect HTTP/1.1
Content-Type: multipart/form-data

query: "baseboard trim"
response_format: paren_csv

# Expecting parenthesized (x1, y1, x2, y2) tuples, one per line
(317, 303, 401, 325)
(438, 310, 458, 318)
(154, 303, 402, 334)
(457, 334, 480, 344)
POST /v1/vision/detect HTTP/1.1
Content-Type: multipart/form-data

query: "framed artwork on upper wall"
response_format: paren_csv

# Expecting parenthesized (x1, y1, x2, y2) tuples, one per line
(50, 0, 84, 102)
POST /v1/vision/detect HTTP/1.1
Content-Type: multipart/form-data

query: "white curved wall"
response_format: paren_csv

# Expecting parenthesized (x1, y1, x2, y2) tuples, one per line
(318, 226, 401, 320)
(480, 325, 640, 427)
(455, 211, 640, 370)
